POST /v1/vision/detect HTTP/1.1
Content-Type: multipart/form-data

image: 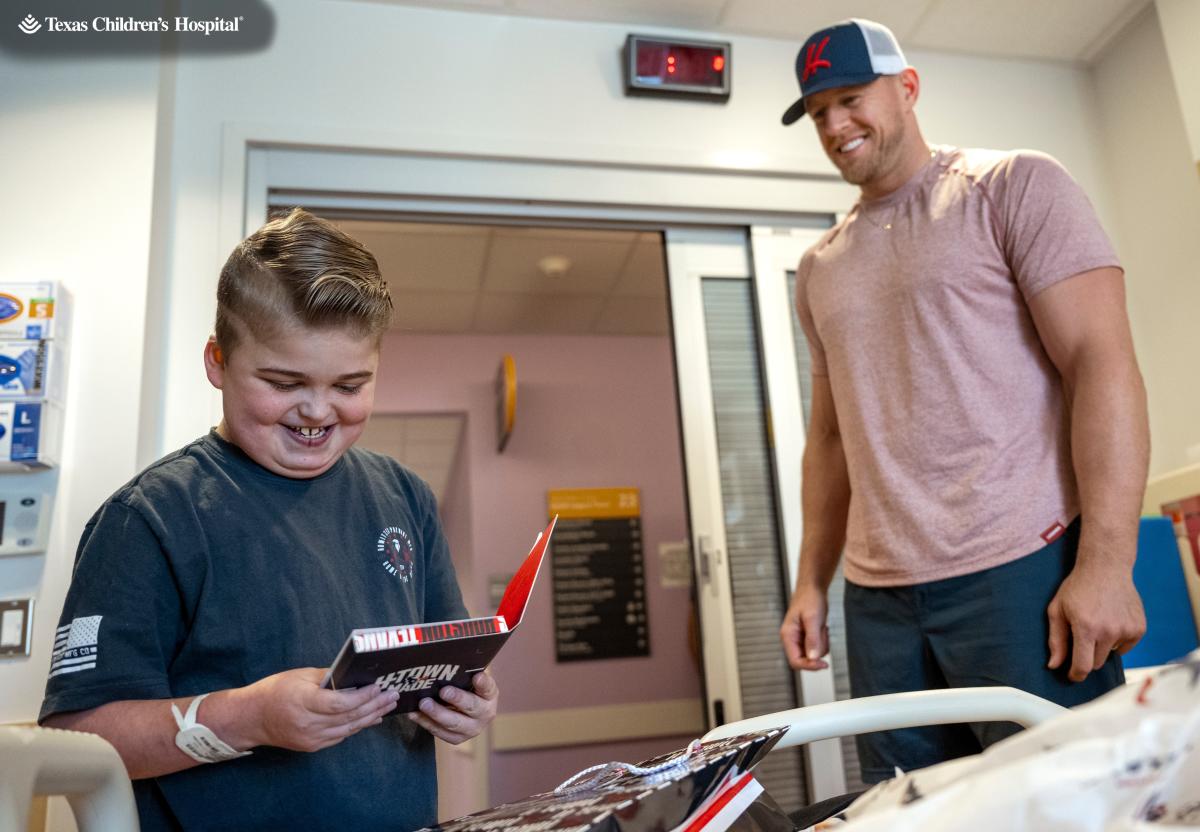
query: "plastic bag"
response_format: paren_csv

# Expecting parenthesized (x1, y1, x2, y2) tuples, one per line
(835, 652, 1200, 831)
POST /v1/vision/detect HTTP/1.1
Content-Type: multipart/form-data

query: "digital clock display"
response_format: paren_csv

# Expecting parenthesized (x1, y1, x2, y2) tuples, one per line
(624, 35, 731, 101)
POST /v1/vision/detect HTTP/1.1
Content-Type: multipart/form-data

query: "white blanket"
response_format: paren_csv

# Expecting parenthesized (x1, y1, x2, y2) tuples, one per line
(831, 652, 1200, 831)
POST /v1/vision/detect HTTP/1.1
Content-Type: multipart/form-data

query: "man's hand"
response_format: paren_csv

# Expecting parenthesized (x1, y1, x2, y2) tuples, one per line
(781, 584, 830, 671)
(242, 667, 400, 753)
(1047, 559, 1145, 682)
(407, 670, 499, 744)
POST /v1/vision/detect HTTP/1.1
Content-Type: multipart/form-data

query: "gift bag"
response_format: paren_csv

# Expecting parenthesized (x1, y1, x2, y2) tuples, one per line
(420, 729, 788, 832)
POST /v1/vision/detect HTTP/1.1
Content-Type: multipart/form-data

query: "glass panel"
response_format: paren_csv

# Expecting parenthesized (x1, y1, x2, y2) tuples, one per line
(701, 277, 808, 811)
(787, 271, 866, 793)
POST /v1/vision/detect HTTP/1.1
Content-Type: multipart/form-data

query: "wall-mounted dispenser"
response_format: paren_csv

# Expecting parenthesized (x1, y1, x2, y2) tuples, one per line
(0, 282, 69, 559)
(0, 283, 70, 474)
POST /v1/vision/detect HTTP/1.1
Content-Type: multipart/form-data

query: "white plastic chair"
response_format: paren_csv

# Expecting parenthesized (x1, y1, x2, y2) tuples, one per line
(0, 725, 138, 832)
(702, 686, 1067, 751)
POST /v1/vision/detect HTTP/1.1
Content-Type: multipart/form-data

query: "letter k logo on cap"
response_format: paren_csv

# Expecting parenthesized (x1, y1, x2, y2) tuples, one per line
(802, 35, 832, 81)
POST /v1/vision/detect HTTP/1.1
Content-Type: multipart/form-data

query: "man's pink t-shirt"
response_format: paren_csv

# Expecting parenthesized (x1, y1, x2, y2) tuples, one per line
(795, 146, 1121, 587)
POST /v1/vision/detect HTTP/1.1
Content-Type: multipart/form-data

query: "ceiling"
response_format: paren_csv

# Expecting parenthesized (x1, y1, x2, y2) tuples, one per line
(368, 0, 1150, 64)
(335, 219, 670, 337)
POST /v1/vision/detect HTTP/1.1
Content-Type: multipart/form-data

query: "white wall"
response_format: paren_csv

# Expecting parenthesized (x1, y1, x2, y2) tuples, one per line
(150, 0, 1123, 458)
(1092, 5, 1200, 477)
(1155, 0, 1200, 168)
(0, 52, 164, 722)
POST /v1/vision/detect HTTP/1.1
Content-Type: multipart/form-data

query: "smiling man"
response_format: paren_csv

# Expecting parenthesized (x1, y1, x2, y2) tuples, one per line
(40, 209, 496, 831)
(777, 20, 1151, 781)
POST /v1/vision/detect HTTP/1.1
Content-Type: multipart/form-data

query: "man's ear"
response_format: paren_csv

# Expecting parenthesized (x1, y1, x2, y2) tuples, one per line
(898, 67, 920, 111)
(203, 338, 225, 389)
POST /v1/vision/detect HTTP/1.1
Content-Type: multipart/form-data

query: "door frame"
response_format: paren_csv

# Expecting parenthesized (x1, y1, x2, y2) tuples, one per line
(231, 139, 855, 802)
(663, 227, 753, 729)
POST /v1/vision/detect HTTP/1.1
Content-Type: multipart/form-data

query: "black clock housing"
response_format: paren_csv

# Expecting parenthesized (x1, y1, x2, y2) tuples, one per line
(623, 34, 731, 102)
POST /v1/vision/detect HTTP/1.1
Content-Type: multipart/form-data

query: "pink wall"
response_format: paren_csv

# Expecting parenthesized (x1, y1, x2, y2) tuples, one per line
(439, 427, 474, 606)
(374, 332, 703, 805)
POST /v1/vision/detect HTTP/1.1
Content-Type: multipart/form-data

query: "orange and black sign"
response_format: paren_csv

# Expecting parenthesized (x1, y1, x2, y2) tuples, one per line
(547, 487, 648, 662)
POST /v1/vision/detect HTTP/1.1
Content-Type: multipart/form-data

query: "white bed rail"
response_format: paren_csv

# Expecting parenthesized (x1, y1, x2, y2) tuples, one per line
(0, 725, 138, 832)
(702, 686, 1067, 751)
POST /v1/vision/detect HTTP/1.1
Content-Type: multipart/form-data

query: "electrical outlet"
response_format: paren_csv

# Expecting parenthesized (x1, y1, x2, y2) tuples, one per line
(0, 598, 33, 657)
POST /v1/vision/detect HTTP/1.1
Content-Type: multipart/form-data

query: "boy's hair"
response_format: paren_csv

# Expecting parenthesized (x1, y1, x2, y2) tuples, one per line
(214, 208, 393, 354)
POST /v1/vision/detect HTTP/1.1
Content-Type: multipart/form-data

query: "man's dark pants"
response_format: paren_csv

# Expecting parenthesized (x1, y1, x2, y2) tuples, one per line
(844, 519, 1125, 783)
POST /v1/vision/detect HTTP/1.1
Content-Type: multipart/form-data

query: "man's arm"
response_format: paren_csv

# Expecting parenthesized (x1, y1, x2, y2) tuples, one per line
(1028, 266, 1149, 682)
(781, 374, 851, 671)
(42, 668, 400, 780)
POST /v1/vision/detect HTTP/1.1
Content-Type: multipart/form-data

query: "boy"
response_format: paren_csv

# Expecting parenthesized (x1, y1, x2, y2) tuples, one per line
(40, 209, 497, 830)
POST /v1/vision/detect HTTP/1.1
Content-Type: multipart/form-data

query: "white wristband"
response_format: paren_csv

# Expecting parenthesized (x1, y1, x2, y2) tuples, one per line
(171, 693, 252, 764)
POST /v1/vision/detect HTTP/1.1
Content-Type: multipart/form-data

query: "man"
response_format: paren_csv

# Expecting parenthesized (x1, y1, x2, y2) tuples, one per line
(776, 19, 1149, 782)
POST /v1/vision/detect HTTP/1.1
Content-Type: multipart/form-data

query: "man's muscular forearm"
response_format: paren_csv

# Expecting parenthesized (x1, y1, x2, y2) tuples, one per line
(797, 428, 851, 593)
(782, 374, 851, 671)
(1067, 340, 1149, 573)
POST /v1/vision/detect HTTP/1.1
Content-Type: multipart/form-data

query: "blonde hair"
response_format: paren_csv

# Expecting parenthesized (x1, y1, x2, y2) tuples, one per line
(214, 208, 393, 354)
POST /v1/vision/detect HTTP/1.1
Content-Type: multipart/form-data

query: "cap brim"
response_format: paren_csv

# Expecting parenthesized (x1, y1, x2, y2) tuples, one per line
(780, 72, 887, 126)
(781, 97, 807, 125)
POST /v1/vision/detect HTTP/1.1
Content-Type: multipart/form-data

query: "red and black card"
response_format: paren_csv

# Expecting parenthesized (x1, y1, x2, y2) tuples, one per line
(322, 517, 557, 712)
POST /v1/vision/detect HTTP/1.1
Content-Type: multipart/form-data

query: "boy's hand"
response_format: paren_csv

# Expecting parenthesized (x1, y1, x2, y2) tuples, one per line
(243, 667, 399, 753)
(407, 670, 499, 745)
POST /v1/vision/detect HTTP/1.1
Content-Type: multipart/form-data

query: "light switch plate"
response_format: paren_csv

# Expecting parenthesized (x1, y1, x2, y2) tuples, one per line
(0, 598, 33, 657)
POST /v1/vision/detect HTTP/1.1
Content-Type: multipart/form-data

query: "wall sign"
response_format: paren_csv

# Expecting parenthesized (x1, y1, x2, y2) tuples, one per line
(548, 487, 648, 662)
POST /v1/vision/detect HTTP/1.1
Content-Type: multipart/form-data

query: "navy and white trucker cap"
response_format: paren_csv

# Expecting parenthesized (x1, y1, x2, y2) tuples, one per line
(781, 19, 907, 125)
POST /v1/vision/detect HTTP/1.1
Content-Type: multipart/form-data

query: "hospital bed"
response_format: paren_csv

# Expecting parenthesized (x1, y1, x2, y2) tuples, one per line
(0, 725, 137, 832)
(703, 684, 1067, 749)
(703, 686, 1068, 828)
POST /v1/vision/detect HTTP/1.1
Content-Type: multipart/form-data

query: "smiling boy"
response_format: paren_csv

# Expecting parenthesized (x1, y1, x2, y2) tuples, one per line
(40, 209, 496, 831)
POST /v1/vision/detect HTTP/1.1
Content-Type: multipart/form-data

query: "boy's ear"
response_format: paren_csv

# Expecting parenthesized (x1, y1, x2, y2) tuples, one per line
(203, 338, 226, 389)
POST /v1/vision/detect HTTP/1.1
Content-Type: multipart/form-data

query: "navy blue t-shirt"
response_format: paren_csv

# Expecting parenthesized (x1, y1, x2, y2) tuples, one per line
(40, 431, 468, 831)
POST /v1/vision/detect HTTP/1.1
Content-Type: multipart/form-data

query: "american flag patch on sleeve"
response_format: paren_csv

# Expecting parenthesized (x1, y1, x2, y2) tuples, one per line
(49, 615, 102, 678)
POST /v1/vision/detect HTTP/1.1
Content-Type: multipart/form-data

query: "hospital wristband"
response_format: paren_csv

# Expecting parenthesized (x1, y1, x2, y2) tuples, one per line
(171, 692, 253, 764)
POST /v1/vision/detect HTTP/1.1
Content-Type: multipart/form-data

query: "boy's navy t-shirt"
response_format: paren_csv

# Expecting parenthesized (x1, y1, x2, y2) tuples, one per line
(40, 430, 468, 831)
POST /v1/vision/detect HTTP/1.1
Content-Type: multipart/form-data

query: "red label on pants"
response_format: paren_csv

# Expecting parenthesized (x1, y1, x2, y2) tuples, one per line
(1041, 521, 1065, 544)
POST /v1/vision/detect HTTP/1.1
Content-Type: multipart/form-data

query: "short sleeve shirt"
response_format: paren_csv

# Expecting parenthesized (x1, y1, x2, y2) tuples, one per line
(40, 431, 467, 831)
(794, 147, 1121, 586)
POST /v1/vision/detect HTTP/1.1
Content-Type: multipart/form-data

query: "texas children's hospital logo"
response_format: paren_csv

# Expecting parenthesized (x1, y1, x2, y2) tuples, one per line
(18, 13, 243, 35)
(5, 2, 270, 55)
(378, 526, 416, 583)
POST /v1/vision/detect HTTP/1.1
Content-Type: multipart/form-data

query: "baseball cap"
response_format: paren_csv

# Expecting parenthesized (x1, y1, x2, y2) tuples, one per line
(781, 19, 907, 125)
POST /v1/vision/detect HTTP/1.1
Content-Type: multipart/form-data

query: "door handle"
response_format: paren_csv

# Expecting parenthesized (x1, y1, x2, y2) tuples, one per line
(697, 535, 721, 596)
